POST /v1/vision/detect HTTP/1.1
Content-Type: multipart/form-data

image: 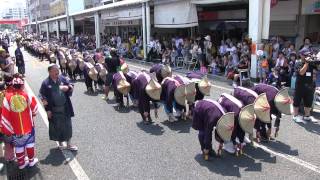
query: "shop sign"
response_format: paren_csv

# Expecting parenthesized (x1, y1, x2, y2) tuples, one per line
(102, 19, 141, 27)
(198, 12, 218, 21)
(302, 0, 320, 14)
(198, 9, 246, 21)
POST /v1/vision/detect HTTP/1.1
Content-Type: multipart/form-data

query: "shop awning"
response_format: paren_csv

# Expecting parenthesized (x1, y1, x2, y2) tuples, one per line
(154, 1, 198, 28)
(191, 0, 244, 4)
(117, 6, 142, 21)
(101, 9, 118, 20)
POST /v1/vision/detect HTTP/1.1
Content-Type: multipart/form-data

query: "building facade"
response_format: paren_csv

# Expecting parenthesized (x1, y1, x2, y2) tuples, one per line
(0, 0, 27, 19)
(27, 0, 52, 22)
(50, 0, 66, 17)
(32, 0, 320, 45)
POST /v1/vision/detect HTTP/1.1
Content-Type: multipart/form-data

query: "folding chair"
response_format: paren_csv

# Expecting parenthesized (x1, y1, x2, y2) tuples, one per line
(175, 56, 184, 68)
(239, 69, 250, 86)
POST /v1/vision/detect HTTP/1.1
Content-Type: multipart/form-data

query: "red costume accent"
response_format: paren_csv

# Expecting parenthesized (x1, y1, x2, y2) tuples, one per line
(1, 89, 38, 136)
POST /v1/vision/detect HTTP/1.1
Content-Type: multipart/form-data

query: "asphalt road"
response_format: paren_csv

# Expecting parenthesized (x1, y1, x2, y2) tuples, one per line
(1, 47, 320, 180)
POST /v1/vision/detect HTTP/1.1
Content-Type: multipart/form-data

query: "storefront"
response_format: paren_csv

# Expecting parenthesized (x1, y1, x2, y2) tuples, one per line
(301, 0, 320, 43)
(102, 19, 142, 38)
(194, 0, 248, 42)
(101, 5, 142, 40)
(59, 19, 67, 34)
(73, 15, 95, 35)
(269, 0, 299, 40)
(151, 0, 248, 41)
(152, 0, 198, 37)
(48, 21, 58, 38)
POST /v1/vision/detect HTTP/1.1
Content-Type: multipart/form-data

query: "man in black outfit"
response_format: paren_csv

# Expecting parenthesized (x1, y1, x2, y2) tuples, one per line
(292, 50, 318, 123)
(15, 42, 25, 76)
(103, 48, 120, 100)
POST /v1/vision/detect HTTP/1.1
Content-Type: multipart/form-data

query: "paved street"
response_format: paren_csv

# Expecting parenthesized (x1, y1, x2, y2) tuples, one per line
(2, 48, 320, 180)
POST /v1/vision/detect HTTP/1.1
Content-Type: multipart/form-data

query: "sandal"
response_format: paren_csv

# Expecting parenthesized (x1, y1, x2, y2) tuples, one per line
(67, 145, 78, 151)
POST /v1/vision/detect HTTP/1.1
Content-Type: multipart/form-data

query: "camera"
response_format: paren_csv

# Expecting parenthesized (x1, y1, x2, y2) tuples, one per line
(305, 51, 320, 66)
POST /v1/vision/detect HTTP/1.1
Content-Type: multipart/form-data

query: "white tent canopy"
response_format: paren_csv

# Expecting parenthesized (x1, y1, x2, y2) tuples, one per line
(154, 0, 198, 28)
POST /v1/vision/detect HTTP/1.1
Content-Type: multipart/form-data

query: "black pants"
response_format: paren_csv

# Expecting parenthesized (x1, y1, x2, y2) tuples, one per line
(231, 120, 245, 145)
(114, 89, 124, 106)
(17, 66, 25, 75)
(294, 83, 315, 108)
(39, 53, 45, 61)
(199, 130, 213, 151)
(84, 73, 93, 90)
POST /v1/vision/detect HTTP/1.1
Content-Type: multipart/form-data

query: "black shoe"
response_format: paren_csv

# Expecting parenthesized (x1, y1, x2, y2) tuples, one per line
(209, 149, 216, 157)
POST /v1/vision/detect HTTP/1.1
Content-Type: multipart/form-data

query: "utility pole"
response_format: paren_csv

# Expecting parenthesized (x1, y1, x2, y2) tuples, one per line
(35, 13, 38, 35)
(65, 0, 70, 36)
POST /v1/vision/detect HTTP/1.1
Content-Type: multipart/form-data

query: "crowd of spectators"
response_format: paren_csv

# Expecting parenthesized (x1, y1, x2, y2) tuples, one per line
(40, 31, 319, 89)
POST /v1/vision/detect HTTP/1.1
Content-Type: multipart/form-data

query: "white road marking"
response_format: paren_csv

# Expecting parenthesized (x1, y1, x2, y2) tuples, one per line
(24, 81, 90, 180)
(128, 61, 320, 174)
(253, 142, 320, 174)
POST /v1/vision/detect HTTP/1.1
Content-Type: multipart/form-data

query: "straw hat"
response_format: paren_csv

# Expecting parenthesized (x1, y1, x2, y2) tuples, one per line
(174, 85, 187, 106)
(190, 78, 201, 83)
(239, 104, 256, 134)
(145, 78, 162, 100)
(68, 59, 77, 72)
(198, 77, 211, 96)
(117, 79, 131, 95)
(78, 58, 85, 71)
(49, 54, 56, 63)
(161, 65, 172, 79)
(186, 82, 196, 103)
(253, 93, 271, 123)
(216, 112, 235, 142)
(274, 87, 292, 115)
(0, 48, 5, 53)
(204, 35, 211, 41)
(121, 63, 129, 74)
(86, 56, 95, 65)
(39, 46, 44, 53)
(88, 68, 98, 81)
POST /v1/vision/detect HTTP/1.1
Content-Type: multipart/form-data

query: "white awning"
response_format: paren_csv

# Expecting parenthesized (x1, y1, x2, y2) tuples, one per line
(101, 9, 118, 20)
(154, 0, 198, 28)
(71, 0, 148, 17)
(118, 6, 142, 21)
(191, 0, 243, 4)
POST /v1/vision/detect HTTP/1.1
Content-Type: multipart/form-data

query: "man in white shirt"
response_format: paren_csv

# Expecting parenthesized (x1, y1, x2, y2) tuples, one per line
(219, 40, 227, 56)
(227, 42, 239, 65)
(175, 36, 183, 49)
